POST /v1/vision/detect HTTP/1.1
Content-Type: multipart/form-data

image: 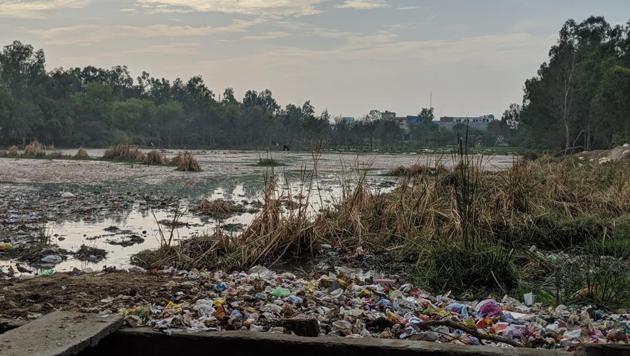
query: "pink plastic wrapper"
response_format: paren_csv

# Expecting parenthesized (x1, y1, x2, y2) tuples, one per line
(475, 299, 503, 318)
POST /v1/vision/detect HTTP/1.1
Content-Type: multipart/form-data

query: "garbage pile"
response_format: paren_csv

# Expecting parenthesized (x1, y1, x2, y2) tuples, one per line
(122, 266, 629, 350)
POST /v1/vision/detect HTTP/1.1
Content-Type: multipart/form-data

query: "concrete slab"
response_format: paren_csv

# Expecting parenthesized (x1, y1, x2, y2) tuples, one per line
(0, 318, 28, 334)
(0, 312, 122, 356)
(81, 327, 572, 356)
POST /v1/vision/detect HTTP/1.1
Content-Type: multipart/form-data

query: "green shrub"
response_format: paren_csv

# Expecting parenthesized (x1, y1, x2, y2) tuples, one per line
(415, 239, 518, 295)
(556, 254, 630, 308)
(493, 214, 607, 250)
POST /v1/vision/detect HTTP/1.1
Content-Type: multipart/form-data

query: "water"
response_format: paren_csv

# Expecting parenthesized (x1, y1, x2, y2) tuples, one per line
(0, 150, 515, 272)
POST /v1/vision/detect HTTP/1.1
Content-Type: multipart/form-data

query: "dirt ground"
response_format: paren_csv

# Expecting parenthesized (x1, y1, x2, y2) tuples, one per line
(0, 271, 200, 320)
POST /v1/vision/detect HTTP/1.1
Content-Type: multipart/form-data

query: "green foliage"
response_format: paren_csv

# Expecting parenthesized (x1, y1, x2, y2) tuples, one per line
(520, 17, 630, 151)
(0, 40, 503, 151)
(415, 239, 519, 295)
(553, 253, 630, 308)
(493, 214, 609, 250)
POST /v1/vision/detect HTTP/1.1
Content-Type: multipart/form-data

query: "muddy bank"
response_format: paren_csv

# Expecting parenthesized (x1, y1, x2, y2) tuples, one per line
(0, 270, 187, 319)
(0, 150, 513, 185)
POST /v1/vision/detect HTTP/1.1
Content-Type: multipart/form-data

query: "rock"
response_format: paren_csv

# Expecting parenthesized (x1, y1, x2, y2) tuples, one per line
(332, 320, 352, 335)
(60, 192, 76, 198)
(282, 318, 320, 337)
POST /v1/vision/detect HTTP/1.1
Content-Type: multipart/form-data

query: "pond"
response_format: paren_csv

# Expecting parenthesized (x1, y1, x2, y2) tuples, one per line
(0, 150, 515, 273)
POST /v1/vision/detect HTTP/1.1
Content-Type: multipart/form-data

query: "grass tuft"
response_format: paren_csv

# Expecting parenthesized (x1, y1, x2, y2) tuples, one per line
(173, 151, 201, 172)
(256, 158, 284, 167)
(103, 144, 146, 162)
(24, 140, 45, 157)
(145, 150, 166, 165)
(75, 148, 89, 159)
(7, 146, 18, 157)
(195, 199, 244, 218)
(386, 164, 447, 177)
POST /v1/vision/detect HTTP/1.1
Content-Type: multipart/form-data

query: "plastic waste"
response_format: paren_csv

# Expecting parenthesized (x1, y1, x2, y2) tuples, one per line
(446, 303, 470, 318)
(523, 292, 534, 306)
(271, 287, 290, 298)
(41, 255, 62, 264)
(40, 269, 55, 277)
(194, 299, 215, 317)
(86, 266, 628, 351)
(475, 299, 502, 318)
(332, 320, 352, 335)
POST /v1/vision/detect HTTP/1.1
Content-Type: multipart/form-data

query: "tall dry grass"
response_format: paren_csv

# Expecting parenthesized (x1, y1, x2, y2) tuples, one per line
(145, 150, 166, 165)
(173, 151, 201, 172)
(103, 144, 146, 162)
(133, 154, 630, 297)
(7, 146, 18, 158)
(24, 140, 45, 157)
(75, 148, 89, 159)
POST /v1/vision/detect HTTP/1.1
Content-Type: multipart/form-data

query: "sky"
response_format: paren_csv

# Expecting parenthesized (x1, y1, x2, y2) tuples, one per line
(1, 1, 630, 118)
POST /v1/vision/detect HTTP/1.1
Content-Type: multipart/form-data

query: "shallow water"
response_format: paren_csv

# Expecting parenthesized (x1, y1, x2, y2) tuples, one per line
(0, 150, 514, 273)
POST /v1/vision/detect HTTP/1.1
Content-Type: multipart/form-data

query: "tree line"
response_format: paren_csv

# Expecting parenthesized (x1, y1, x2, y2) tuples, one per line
(0, 40, 503, 151)
(0, 40, 470, 151)
(2, 16, 628, 152)
(508, 16, 630, 151)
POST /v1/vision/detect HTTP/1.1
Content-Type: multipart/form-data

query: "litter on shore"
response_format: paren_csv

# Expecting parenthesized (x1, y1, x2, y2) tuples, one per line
(116, 266, 629, 351)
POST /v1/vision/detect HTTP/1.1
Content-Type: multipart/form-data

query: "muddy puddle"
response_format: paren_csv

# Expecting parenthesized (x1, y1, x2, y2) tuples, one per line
(0, 150, 514, 274)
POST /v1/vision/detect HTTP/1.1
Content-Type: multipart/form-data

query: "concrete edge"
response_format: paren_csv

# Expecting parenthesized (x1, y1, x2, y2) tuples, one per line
(66, 314, 124, 354)
(117, 327, 571, 356)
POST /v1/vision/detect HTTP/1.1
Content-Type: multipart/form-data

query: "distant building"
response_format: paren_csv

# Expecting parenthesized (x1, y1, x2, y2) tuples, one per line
(435, 114, 495, 131)
(381, 111, 397, 121)
(405, 116, 423, 126)
(394, 115, 422, 131)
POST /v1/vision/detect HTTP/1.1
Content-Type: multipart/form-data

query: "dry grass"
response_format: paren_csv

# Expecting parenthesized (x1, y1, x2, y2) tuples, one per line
(145, 150, 166, 165)
(173, 151, 201, 172)
(75, 148, 89, 159)
(103, 144, 146, 162)
(24, 140, 45, 157)
(256, 158, 284, 167)
(7, 146, 18, 158)
(46, 151, 64, 159)
(195, 199, 244, 218)
(387, 163, 448, 177)
(133, 156, 630, 297)
(6, 146, 18, 157)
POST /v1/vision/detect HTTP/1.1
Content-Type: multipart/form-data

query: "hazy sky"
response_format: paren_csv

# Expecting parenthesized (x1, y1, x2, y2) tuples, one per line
(1, 0, 629, 118)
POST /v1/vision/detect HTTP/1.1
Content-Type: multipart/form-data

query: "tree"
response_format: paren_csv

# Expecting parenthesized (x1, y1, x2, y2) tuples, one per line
(418, 107, 434, 124)
(520, 17, 630, 150)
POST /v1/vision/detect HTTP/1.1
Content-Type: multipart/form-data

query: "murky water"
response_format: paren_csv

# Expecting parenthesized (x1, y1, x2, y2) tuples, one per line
(0, 150, 514, 273)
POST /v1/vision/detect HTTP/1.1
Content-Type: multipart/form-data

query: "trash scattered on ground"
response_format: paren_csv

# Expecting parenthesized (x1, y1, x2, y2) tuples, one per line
(74, 245, 107, 262)
(41, 254, 63, 264)
(108, 266, 629, 350)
